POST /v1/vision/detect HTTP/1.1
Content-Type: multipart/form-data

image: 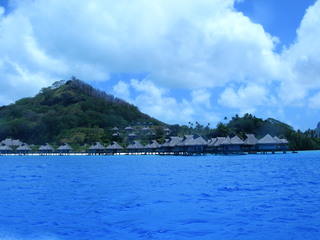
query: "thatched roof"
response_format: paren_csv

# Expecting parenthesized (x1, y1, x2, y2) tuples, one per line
(214, 137, 226, 147)
(112, 127, 119, 131)
(124, 126, 134, 131)
(258, 134, 277, 144)
(0, 144, 13, 151)
(127, 141, 144, 150)
(194, 135, 208, 145)
(221, 135, 245, 145)
(221, 136, 231, 145)
(147, 131, 155, 136)
(178, 134, 207, 146)
(244, 134, 258, 145)
(230, 135, 245, 145)
(89, 142, 106, 150)
(207, 138, 217, 147)
(106, 141, 123, 150)
(272, 136, 289, 145)
(39, 143, 54, 151)
(166, 137, 183, 147)
(161, 139, 170, 147)
(57, 143, 73, 151)
(145, 140, 161, 149)
(176, 135, 193, 147)
(273, 136, 283, 144)
(17, 143, 32, 151)
(1, 139, 23, 147)
(163, 127, 171, 132)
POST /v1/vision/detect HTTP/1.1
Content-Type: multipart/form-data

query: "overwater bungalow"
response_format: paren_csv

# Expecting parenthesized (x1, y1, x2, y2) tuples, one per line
(257, 134, 278, 152)
(176, 134, 207, 155)
(159, 136, 183, 155)
(158, 139, 169, 154)
(57, 143, 73, 154)
(274, 136, 289, 152)
(281, 138, 289, 145)
(213, 137, 227, 153)
(39, 143, 55, 155)
(127, 141, 145, 154)
(244, 134, 259, 152)
(175, 135, 192, 153)
(281, 139, 289, 152)
(273, 136, 282, 145)
(88, 142, 106, 155)
(144, 140, 161, 154)
(221, 135, 245, 154)
(0, 139, 23, 147)
(16, 143, 32, 155)
(0, 144, 13, 154)
(105, 141, 124, 155)
(206, 138, 217, 152)
(0, 132, 290, 157)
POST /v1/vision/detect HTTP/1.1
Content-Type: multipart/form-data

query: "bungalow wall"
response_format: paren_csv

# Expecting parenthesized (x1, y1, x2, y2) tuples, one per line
(186, 145, 206, 154)
(243, 145, 256, 152)
(257, 144, 277, 151)
(223, 145, 243, 152)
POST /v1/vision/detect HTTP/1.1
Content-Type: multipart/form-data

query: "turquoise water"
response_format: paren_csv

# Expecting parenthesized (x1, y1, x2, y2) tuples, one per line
(0, 152, 320, 240)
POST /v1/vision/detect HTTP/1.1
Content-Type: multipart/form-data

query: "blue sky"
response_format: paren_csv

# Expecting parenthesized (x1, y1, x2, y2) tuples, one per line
(235, 0, 315, 48)
(0, 0, 320, 131)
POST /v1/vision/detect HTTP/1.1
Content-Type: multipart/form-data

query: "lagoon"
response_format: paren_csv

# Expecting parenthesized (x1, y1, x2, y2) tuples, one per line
(0, 152, 320, 240)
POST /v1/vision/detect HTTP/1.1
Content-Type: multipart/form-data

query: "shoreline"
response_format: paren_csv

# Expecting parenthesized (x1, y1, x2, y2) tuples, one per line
(0, 150, 299, 157)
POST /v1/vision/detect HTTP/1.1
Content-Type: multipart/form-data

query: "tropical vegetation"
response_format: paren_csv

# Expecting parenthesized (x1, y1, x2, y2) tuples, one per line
(0, 78, 319, 150)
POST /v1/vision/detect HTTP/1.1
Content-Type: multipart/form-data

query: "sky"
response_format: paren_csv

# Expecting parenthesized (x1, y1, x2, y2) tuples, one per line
(0, 0, 319, 131)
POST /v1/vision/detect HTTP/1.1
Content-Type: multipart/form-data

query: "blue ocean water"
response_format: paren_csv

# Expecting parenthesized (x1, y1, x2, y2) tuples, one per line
(0, 152, 320, 240)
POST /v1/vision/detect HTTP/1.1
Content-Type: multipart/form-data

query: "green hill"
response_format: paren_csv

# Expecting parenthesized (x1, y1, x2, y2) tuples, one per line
(0, 78, 319, 150)
(0, 78, 164, 145)
(170, 114, 320, 151)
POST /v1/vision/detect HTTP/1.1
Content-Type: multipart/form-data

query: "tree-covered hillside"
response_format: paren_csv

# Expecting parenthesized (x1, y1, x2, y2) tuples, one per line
(224, 114, 320, 150)
(0, 78, 163, 145)
(179, 114, 320, 150)
(0, 78, 319, 150)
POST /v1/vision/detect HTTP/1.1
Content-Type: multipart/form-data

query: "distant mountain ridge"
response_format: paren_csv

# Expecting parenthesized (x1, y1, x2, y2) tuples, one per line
(0, 78, 164, 145)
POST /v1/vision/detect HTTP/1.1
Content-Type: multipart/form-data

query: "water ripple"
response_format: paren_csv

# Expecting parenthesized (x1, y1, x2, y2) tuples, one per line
(0, 153, 320, 239)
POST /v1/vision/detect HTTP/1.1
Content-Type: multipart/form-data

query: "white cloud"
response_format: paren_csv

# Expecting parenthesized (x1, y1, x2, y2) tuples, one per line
(0, 0, 320, 129)
(309, 92, 320, 109)
(0, 0, 281, 104)
(218, 84, 271, 113)
(150, 8, 281, 89)
(129, 79, 193, 123)
(0, 57, 55, 105)
(0, 6, 4, 17)
(191, 89, 211, 108)
(279, 0, 320, 105)
(112, 81, 130, 101)
(112, 79, 220, 125)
